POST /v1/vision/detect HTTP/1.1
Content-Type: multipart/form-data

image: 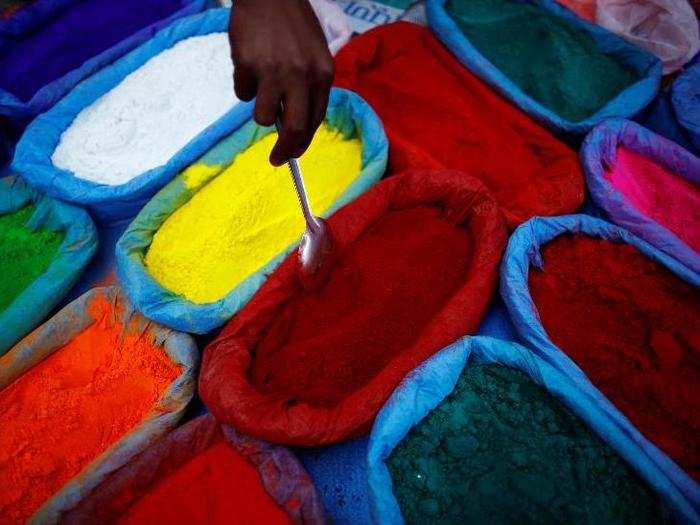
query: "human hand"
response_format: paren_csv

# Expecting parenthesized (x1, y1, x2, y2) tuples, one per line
(229, 0, 334, 166)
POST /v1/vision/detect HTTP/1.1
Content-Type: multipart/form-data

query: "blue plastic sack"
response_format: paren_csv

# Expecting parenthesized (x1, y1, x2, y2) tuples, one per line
(367, 335, 700, 524)
(0, 0, 211, 122)
(500, 214, 700, 510)
(0, 176, 97, 355)
(11, 9, 253, 225)
(0, 285, 198, 523)
(425, 0, 662, 135)
(642, 56, 700, 155)
(116, 87, 388, 334)
(581, 118, 700, 273)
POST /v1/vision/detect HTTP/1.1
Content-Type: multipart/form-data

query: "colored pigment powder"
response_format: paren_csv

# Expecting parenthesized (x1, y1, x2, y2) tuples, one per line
(52, 33, 237, 185)
(145, 122, 362, 304)
(0, 205, 63, 313)
(251, 206, 472, 407)
(333, 23, 583, 227)
(0, 0, 184, 102)
(388, 364, 669, 524)
(119, 437, 290, 525)
(606, 147, 700, 252)
(529, 235, 700, 480)
(0, 295, 180, 522)
(446, 0, 639, 122)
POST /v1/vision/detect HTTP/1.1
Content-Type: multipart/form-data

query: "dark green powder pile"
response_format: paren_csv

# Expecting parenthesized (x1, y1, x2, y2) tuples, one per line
(446, 0, 640, 122)
(388, 364, 669, 524)
(0, 206, 64, 313)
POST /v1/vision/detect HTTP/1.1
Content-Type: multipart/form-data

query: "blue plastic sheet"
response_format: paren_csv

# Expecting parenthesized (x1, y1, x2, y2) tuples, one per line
(116, 87, 388, 334)
(425, 0, 662, 135)
(12, 8, 252, 225)
(0, 285, 199, 523)
(0, 176, 97, 355)
(0, 0, 211, 122)
(641, 55, 700, 155)
(500, 214, 700, 511)
(367, 335, 700, 524)
(581, 118, 700, 273)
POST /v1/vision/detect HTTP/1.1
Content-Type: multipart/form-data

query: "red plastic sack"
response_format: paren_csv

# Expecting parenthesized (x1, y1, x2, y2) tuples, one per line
(333, 22, 584, 228)
(200, 170, 507, 446)
(58, 414, 325, 524)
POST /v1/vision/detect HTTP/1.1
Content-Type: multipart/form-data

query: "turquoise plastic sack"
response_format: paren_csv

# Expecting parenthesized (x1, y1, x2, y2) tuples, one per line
(367, 336, 699, 524)
(116, 87, 388, 334)
(426, 0, 662, 134)
(500, 214, 700, 511)
(0, 286, 199, 523)
(11, 9, 253, 225)
(0, 176, 97, 355)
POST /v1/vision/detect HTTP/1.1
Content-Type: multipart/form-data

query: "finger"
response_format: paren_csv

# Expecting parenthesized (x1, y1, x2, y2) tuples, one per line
(309, 74, 331, 135)
(253, 79, 282, 127)
(233, 63, 257, 101)
(270, 86, 311, 166)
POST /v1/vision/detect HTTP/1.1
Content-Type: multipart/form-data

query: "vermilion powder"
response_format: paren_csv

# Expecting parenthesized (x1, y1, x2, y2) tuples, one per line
(119, 438, 290, 525)
(0, 295, 180, 523)
(529, 235, 699, 480)
(251, 206, 473, 407)
(333, 22, 584, 227)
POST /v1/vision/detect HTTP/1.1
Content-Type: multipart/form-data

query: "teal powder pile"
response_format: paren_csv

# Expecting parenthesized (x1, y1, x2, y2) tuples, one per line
(446, 0, 640, 122)
(0, 206, 64, 313)
(387, 364, 670, 524)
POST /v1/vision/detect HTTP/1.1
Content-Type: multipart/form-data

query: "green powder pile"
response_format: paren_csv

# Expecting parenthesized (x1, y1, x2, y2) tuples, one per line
(388, 364, 669, 524)
(446, 0, 640, 122)
(0, 206, 64, 313)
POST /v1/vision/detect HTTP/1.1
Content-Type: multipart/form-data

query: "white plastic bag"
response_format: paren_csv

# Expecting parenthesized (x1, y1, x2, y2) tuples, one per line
(596, 0, 700, 74)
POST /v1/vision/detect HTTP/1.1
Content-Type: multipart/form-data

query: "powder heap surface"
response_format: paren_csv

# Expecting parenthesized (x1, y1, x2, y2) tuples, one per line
(0, 295, 181, 523)
(145, 122, 362, 304)
(333, 22, 583, 227)
(388, 364, 669, 524)
(120, 437, 291, 525)
(446, 0, 639, 122)
(529, 235, 699, 481)
(0, 205, 63, 313)
(606, 147, 700, 251)
(0, 0, 184, 102)
(251, 206, 472, 407)
(51, 33, 237, 186)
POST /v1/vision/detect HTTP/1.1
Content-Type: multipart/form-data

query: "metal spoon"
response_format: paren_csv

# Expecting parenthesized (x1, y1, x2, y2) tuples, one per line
(275, 120, 332, 280)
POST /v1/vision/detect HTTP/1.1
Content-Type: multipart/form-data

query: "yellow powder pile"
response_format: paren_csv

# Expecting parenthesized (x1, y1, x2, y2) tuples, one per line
(145, 122, 363, 303)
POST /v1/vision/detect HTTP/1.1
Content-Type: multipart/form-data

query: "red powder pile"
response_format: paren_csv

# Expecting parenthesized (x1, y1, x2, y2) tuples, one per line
(119, 438, 290, 525)
(251, 206, 472, 407)
(606, 147, 700, 251)
(529, 235, 700, 480)
(0, 294, 180, 523)
(201, 171, 507, 445)
(333, 22, 584, 227)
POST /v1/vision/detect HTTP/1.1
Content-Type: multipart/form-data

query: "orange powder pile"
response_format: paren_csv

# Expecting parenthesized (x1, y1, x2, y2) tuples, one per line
(120, 437, 291, 525)
(0, 295, 180, 523)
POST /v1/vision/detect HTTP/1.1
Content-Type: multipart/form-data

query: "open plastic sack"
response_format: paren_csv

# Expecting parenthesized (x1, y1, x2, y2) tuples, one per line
(642, 57, 700, 155)
(333, 22, 584, 227)
(426, 0, 661, 134)
(12, 9, 252, 225)
(367, 336, 698, 524)
(200, 170, 507, 446)
(0, 286, 198, 523)
(57, 413, 325, 524)
(0, 0, 211, 122)
(116, 87, 387, 334)
(500, 215, 700, 508)
(0, 176, 97, 355)
(582, 119, 700, 273)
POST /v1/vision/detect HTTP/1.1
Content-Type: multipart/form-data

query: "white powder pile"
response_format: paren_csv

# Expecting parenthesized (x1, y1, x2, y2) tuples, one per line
(52, 33, 238, 186)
